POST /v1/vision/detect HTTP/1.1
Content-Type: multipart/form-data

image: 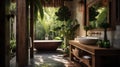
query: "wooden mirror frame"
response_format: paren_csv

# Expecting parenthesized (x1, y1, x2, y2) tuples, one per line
(85, 0, 115, 30)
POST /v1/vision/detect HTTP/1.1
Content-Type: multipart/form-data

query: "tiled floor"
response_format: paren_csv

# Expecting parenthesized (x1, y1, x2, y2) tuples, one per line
(29, 49, 81, 67)
(10, 49, 81, 67)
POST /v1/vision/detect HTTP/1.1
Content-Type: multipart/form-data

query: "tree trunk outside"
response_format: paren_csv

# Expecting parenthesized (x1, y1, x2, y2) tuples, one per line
(64, 36, 67, 49)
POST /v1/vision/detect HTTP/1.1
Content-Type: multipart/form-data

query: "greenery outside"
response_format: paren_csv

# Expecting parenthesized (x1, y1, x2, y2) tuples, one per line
(9, 2, 16, 59)
(34, 7, 60, 40)
(89, 4, 108, 28)
(34, 6, 80, 51)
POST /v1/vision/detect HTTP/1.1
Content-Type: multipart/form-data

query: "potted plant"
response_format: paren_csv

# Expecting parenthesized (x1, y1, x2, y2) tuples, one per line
(55, 6, 80, 56)
(55, 5, 71, 49)
(98, 22, 110, 48)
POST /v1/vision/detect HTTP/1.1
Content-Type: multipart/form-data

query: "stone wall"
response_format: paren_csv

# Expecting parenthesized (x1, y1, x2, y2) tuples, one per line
(113, 25, 120, 48)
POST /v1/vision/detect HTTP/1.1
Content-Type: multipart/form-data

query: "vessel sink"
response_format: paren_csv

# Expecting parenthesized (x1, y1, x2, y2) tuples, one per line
(78, 37, 99, 45)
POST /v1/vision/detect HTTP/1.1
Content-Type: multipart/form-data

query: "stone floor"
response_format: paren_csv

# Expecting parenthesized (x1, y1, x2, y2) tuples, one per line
(10, 49, 81, 67)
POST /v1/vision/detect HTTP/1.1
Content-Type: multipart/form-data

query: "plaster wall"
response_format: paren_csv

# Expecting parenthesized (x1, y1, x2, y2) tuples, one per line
(65, 0, 85, 37)
(112, 25, 120, 48)
(73, 0, 120, 48)
(73, 0, 86, 37)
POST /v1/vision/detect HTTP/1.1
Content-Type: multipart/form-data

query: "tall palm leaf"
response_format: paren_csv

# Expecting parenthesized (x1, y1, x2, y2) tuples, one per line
(34, 0, 44, 20)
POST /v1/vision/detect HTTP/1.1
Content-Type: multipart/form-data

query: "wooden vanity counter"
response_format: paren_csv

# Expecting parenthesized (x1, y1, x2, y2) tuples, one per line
(69, 40, 120, 67)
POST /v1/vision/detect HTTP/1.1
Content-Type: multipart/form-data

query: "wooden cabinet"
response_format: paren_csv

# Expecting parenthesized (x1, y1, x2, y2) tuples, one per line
(69, 40, 120, 67)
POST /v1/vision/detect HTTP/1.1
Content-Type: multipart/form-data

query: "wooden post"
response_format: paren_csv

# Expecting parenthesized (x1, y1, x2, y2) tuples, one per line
(0, 0, 10, 67)
(16, 0, 29, 67)
(30, 0, 34, 58)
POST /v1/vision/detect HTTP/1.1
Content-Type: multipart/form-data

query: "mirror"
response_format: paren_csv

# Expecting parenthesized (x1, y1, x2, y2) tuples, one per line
(87, 0, 110, 29)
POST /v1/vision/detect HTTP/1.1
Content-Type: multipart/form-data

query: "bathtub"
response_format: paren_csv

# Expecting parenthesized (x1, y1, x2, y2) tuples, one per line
(34, 40, 62, 51)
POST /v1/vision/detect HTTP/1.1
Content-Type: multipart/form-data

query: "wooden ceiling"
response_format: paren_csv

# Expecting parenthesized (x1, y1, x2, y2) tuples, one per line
(11, 0, 74, 7)
(41, 0, 64, 7)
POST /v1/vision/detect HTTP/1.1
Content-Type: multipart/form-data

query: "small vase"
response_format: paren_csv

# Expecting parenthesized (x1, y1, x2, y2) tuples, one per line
(45, 36, 48, 40)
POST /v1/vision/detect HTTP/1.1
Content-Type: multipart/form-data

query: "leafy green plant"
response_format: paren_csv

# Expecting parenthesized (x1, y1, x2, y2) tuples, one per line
(54, 36, 62, 40)
(55, 6, 71, 21)
(33, 0, 44, 20)
(96, 7, 108, 26)
(97, 39, 110, 48)
(10, 40, 16, 52)
(10, 39, 16, 59)
(9, 2, 16, 15)
(55, 5, 72, 41)
(89, 6, 99, 21)
(55, 6, 80, 53)
(97, 22, 111, 48)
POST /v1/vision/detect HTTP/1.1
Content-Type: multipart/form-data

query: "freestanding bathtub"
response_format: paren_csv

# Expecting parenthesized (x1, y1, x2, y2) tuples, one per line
(34, 40, 62, 51)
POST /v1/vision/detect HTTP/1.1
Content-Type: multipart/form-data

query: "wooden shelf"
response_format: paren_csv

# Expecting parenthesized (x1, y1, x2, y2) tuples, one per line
(71, 52, 91, 67)
(69, 40, 120, 67)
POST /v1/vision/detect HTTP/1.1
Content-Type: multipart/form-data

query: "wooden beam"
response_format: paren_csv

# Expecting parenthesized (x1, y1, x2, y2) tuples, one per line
(30, 0, 34, 58)
(16, 0, 28, 67)
(0, 0, 10, 67)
